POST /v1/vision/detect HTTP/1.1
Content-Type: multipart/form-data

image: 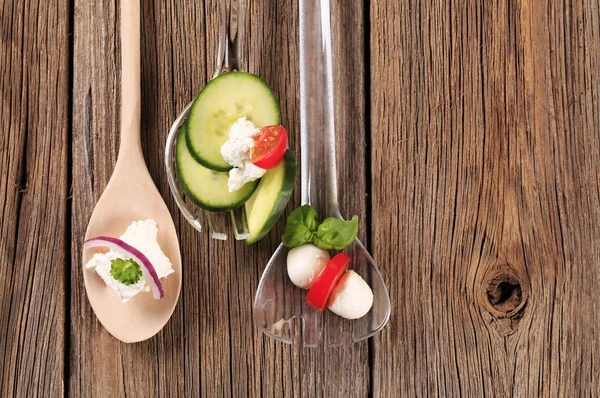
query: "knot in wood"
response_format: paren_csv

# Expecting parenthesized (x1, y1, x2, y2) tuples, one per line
(479, 263, 528, 319)
(487, 276, 522, 314)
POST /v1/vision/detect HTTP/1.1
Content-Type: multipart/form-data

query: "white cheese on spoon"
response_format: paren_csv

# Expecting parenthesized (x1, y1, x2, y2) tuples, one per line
(327, 270, 373, 319)
(85, 219, 174, 303)
(220, 117, 266, 192)
(286, 244, 330, 289)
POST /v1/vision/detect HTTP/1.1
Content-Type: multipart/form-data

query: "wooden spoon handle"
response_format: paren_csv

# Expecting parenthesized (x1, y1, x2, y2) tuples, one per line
(119, 0, 141, 155)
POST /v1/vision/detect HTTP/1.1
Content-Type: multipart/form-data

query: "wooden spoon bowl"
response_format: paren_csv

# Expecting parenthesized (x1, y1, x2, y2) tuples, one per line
(82, 0, 181, 343)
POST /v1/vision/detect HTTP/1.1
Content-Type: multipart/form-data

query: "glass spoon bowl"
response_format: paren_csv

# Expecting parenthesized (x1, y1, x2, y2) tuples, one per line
(252, 0, 391, 347)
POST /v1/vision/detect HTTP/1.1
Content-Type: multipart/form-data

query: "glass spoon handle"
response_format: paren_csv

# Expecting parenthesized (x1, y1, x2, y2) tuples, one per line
(299, 0, 341, 218)
(216, 0, 248, 75)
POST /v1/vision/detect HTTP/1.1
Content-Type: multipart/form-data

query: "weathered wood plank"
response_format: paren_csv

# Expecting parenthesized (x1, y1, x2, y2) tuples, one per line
(370, 0, 600, 395)
(71, 0, 370, 396)
(5, 0, 600, 395)
(0, 0, 69, 395)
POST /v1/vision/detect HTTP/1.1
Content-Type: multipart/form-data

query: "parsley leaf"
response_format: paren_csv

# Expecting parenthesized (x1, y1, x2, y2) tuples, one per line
(110, 258, 142, 286)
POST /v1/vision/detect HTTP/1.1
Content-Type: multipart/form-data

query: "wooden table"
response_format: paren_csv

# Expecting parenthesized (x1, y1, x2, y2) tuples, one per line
(2, 0, 600, 396)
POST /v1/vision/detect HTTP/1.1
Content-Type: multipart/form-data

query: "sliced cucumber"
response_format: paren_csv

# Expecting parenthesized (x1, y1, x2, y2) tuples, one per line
(185, 72, 281, 171)
(176, 127, 259, 212)
(244, 150, 297, 244)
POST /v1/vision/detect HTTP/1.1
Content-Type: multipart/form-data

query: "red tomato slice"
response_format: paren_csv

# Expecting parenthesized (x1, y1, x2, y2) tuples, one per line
(306, 253, 352, 311)
(251, 125, 288, 169)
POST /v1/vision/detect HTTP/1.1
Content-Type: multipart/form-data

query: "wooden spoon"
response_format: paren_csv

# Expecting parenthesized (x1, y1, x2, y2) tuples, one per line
(82, 0, 182, 343)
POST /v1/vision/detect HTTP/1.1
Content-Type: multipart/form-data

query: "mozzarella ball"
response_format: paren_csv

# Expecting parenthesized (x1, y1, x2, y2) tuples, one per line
(286, 244, 330, 289)
(327, 270, 373, 319)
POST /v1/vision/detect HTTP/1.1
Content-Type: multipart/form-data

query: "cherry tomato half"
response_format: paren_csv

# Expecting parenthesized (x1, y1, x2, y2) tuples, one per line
(306, 253, 352, 311)
(251, 125, 288, 169)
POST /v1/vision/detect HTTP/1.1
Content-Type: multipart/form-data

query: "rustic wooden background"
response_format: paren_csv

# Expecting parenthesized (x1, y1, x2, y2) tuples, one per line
(2, 0, 600, 396)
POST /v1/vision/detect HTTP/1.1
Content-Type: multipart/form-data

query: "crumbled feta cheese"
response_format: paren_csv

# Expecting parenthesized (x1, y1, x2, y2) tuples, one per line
(221, 138, 254, 167)
(220, 117, 260, 167)
(228, 161, 266, 192)
(228, 116, 260, 139)
(220, 117, 267, 192)
(85, 219, 174, 303)
(243, 161, 267, 179)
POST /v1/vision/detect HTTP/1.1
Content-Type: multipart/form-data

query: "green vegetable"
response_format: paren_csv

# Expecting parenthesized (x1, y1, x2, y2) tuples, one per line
(184, 71, 281, 170)
(176, 127, 259, 212)
(282, 205, 358, 250)
(110, 258, 142, 286)
(282, 205, 319, 246)
(245, 150, 297, 244)
(312, 216, 359, 250)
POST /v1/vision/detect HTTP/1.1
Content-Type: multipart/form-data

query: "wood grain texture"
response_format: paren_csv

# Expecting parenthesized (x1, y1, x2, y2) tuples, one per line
(0, 0, 69, 395)
(71, 0, 370, 396)
(4, 0, 600, 396)
(370, 0, 600, 396)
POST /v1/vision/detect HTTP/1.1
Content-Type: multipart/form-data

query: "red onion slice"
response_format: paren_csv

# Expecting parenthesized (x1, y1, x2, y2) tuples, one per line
(84, 236, 164, 299)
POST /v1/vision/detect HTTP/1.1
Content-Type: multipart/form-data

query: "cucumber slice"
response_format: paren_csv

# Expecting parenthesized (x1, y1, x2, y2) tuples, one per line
(185, 72, 281, 171)
(244, 150, 297, 244)
(176, 127, 259, 212)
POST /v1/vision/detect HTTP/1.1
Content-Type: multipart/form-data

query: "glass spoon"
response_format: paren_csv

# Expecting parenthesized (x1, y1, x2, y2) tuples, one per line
(165, 0, 251, 240)
(252, 0, 391, 347)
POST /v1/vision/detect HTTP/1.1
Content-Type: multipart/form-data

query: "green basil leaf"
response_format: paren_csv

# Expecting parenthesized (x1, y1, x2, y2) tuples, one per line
(313, 215, 359, 250)
(282, 205, 320, 247)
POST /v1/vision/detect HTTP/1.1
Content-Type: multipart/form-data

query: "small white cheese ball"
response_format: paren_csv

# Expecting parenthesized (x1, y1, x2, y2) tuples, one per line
(287, 244, 330, 289)
(327, 270, 373, 319)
